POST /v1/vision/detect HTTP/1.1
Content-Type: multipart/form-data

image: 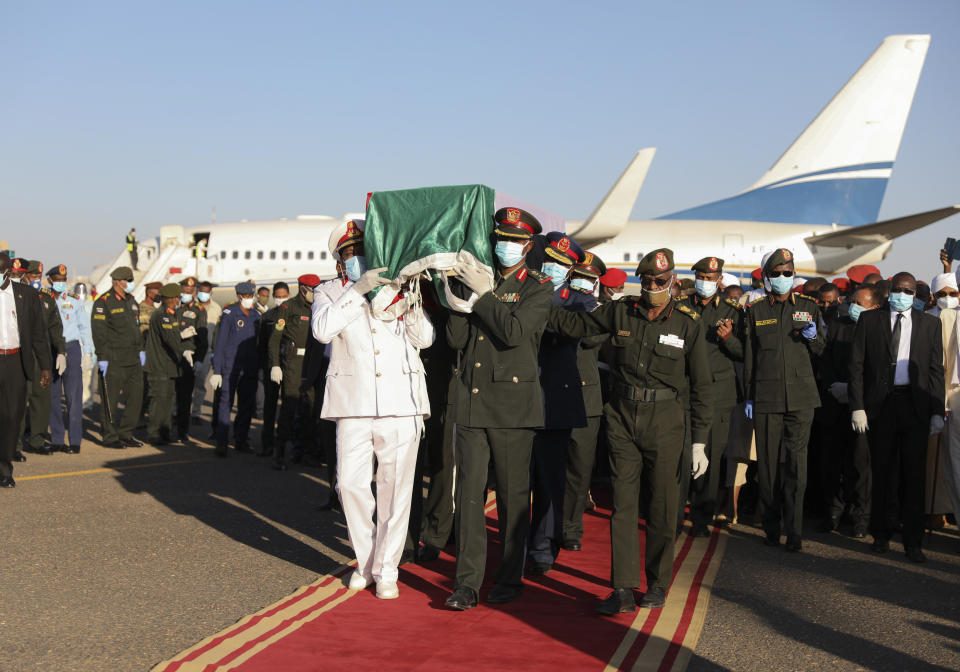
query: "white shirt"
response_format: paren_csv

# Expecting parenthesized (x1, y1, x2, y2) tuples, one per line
(890, 306, 912, 386)
(0, 281, 20, 349)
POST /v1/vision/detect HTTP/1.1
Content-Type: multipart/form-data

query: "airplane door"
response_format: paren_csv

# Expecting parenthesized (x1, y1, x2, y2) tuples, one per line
(723, 234, 746, 279)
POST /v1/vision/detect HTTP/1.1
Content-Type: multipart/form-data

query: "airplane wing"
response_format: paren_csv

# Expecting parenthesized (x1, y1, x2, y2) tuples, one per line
(805, 205, 960, 247)
(567, 148, 656, 248)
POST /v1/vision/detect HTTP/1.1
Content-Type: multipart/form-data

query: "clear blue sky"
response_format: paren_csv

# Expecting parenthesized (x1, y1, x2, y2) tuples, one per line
(3, 1, 958, 279)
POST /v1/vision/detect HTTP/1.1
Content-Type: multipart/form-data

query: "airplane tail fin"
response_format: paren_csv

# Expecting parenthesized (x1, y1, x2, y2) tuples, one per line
(568, 148, 656, 247)
(659, 35, 930, 227)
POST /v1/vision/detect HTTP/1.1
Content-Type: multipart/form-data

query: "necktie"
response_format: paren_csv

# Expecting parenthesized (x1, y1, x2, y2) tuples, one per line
(890, 312, 903, 382)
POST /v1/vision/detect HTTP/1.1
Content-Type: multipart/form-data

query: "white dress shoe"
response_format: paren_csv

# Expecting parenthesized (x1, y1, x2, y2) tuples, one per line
(376, 581, 399, 600)
(348, 571, 373, 590)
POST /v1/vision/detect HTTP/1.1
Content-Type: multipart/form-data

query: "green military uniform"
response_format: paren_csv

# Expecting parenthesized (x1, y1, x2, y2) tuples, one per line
(174, 285, 207, 440)
(91, 266, 144, 445)
(22, 274, 67, 451)
(268, 293, 312, 465)
(144, 285, 187, 442)
(743, 248, 825, 546)
(682, 258, 745, 533)
(447, 259, 553, 595)
(550, 249, 712, 596)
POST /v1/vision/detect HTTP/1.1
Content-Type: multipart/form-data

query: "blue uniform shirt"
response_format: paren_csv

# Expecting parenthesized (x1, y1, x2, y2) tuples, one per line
(213, 302, 260, 375)
(55, 292, 95, 356)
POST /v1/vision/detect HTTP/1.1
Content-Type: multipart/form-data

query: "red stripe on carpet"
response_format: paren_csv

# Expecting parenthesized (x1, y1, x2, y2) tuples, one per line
(227, 500, 645, 671)
(656, 530, 721, 672)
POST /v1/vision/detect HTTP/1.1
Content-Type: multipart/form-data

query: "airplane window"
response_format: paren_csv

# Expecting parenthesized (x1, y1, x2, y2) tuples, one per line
(220, 251, 226, 260)
(245, 251, 251, 260)
(257, 251, 264, 260)
(307, 251, 314, 260)
(282, 251, 289, 260)
(320, 251, 327, 260)
(295, 251, 302, 260)
(232, 250, 238, 260)
(623, 253, 630, 262)
(269, 251, 276, 260)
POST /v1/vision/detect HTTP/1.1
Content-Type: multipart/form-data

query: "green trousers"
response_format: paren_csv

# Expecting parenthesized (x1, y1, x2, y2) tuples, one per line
(754, 408, 814, 540)
(101, 363, 144, 444)
(562, 415, 602, 543)
(690, 404, 734, 526)
(147, 375, 176, 440)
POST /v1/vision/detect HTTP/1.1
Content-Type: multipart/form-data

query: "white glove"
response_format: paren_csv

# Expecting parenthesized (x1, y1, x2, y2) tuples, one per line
(209, 374, 223, 390)
(183, 350, 194, 367)
(455, 261, 493, 297)
(55, 353, 67, 376)
(270, 366, 283, 384)
(930, 415, 945, 435)
(851, 409, 869, 434)
(352, 267, 391, 295)
(828, 382, 849, 405)
(180, 326, 197, 339)
(691, 443, 709, 479)
(81, 353, 93, 370)
(745, 400, 754, 420)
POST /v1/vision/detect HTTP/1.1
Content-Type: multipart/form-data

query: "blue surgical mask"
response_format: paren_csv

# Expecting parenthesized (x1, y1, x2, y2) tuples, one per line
(29, 279, 41, 290)
(52, 281, 67, 293)
(889, 291, 913, 313)
(848, 304, 865, 322)
(913, 298, 926, 311)
(126, 280, 136, 292)
(494, 241, 525, 268)
(695, 279, 718, 298)
(181, 293, 193, 304)
(345, 255, 367, 282)
(197, 291, 211, 303)
(542, 262, 569, 287)
(769, 275, 793, 295)
(571, 277, 594, 293)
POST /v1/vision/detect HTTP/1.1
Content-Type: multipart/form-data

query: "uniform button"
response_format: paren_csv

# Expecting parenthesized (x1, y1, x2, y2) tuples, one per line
(512, 376, 518, 383)
(372, 328, 377, 334)
(472, 387, 479, 394)
(582, 380, 587, 386)
(376, 372, 382, 377)
(454, 369, 460, 375)
(564, 383, 569, 389)
(474, 362, 481, 368)
(375, 350, 380, 355)
(478, 335, 484, 341)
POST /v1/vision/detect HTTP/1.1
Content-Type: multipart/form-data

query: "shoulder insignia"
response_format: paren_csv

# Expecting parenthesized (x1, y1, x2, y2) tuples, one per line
(675, 303, 699, 320)
(41, 288, 53, 296)
(68, 292, 79, 299)
(724, 298, 743, 310)
(197, 304, 205, 311)
(526, 269, 550, 284)
(517, 267, 528, 282)
(98, 294, 109, 302)
(795, 293, 817, 303)
(223, 308, 231, 315)
(560, 288, 570, 299)
(275, 318, 285, 331)
(748, 297, 766, 307)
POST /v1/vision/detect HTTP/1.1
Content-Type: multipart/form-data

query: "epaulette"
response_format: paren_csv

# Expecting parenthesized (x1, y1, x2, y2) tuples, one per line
(795, 293, 817, 303)
(748, 296, 766, 307)
(724, 298, 743, 310)
(68, 292, 79, 300)
(197, 304, 206, 311)
(41, 288, 53, 296)
(526, 269, 550, 284)
(675, 303, 700, 320)
(98, 294, 110, 302)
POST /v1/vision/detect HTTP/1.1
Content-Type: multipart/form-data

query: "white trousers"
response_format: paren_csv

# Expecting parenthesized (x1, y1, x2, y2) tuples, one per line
(336, 415, 422, 584)
(941, 386, 960, 520)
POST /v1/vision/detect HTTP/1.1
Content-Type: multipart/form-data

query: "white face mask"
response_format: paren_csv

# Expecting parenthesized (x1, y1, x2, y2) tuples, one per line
(937, 295, 959, 311)
(609, 292, 624, 302)
(240, 297, 255, 309)
(274, 297, 288, 307)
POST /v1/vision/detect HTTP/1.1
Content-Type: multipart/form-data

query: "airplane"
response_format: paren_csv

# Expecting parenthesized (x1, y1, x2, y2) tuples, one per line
(92, 34, 955, 300)
(571, 34, 959, 277)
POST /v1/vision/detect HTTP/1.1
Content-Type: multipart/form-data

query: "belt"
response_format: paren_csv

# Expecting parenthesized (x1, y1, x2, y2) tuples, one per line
(614, 382, 677, 402)
(0, 347, 20, 355)
(892, 385, 912, 394)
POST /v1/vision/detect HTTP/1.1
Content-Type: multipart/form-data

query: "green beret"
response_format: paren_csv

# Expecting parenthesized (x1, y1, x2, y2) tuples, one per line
(763, 248, 795, 274)
(27, 260, 43, 274)
(160, 283, 181, 298)
(691, 256, 724, 274)
(111, 266, 134, 280)
(635, 248, 674, 276)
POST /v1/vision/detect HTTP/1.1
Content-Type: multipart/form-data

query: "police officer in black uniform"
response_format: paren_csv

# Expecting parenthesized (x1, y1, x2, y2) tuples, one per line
(550, 248, 713, 613)
(444, 207, 554, 610)
(743, 248, 825, 552)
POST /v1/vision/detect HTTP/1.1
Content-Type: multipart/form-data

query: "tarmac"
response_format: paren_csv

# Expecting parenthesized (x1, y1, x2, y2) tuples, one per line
(3, 405, 959, 671)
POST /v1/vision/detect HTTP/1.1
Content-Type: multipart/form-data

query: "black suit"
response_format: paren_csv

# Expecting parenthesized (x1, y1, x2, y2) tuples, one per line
(1, 282, 52, 478)
(848, 307, 944, 549)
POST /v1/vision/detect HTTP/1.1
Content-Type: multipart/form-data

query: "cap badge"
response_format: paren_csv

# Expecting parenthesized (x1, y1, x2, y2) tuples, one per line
(58, 264, 67, 274)
(708, 258, 718, 271)
(38, 262, 44, 273)
(655, 252, 669, 271)
(781, 249, 792, 261)
(13, 259, 22, 270)
(505, 207, 521, 224)
(557, 237, 570, 253)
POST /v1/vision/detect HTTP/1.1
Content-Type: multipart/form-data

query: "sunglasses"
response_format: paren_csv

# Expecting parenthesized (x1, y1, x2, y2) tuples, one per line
(891, 287, 916, 295)
(640, 276, 672, 288)
(768, 271, 794, 278)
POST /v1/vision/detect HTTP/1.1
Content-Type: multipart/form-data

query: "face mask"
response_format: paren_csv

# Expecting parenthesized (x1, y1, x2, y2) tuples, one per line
(29, 279, 41, 290)
(146, 294, 159, 305)
(642, 277, 673, 307)
(848, 304, 866, 322)
(52, 281, 67, 293)
(274, 297, 288, 307)
(571, 277, 595, 293)
(769, 275, 793, 295)
(695, 279, 718, 298)
(197, 291, 211, 303)
(889, 291, 913, 313)
(126, 280, 135, 292)
(494, 241, 525, 268)
(0, 270, 9, 286)
(937, 296, 959, 311)
(609, 292, 624, 302)
(542, 262, 569, 287)
(345, 255, 367, 282)
(302, 289, 314, 304)
(10, 275, 20, 283)
(240, 297, 255, 310)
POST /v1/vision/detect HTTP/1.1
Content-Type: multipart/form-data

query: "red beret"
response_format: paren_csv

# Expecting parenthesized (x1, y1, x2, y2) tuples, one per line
(600, 268, 628, 287)
(846, 264, 880, 283)
(751, 268, 763, 280)
(832, 278, 851, 292)
(298, 274, 321, 288)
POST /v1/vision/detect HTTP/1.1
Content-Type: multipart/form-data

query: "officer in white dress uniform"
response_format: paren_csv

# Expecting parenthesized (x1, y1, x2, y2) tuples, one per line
(311, 218, 435, 600)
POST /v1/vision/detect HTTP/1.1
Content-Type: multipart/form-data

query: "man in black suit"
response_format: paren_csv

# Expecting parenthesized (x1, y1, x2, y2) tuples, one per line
(0, 253, 53, 487)
(848, 272, 945, 563)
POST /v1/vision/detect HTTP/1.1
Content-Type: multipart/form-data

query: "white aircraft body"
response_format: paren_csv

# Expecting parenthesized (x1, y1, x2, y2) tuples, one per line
(93, 34, 956, 299)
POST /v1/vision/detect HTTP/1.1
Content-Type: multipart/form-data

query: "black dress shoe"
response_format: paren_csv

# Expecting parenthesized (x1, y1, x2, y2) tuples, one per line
(562, 539, 582, 551)
(214, 446, 228, 458)
(316, 496, 340, 511)
(291, 453, 303, 464)
(487, 584, 522, 604)
(0, 476, 15, 488)
(763, 533, 780, 547)
(639, 587, 666, 609)
(13, 451, 26, 462)
(852, 524, 868, 539)
(146, 436, 165, 445)
(399, 550, 416, 566)
(257, 447, 272, 457)
(67, 446, 81, 454)
(52, 444, 68, 453)
(417, 544, 441, 562)
(272, 461, 287, 471)
(526, 561, 552, 576)
(31, 444, 53, 455)
(691, 522, 711, 538)
(905, 547, 927, 563)
(103, 441, 125, 449)
(595, 588, 636, 615)
(446, 586, 478, 611)
(818, 516, 839, 533)
(121, 437, 143, 447)
(871, 537, 890, 553)
(785, 536, 803, 553)
(235, 441, 252, 453)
